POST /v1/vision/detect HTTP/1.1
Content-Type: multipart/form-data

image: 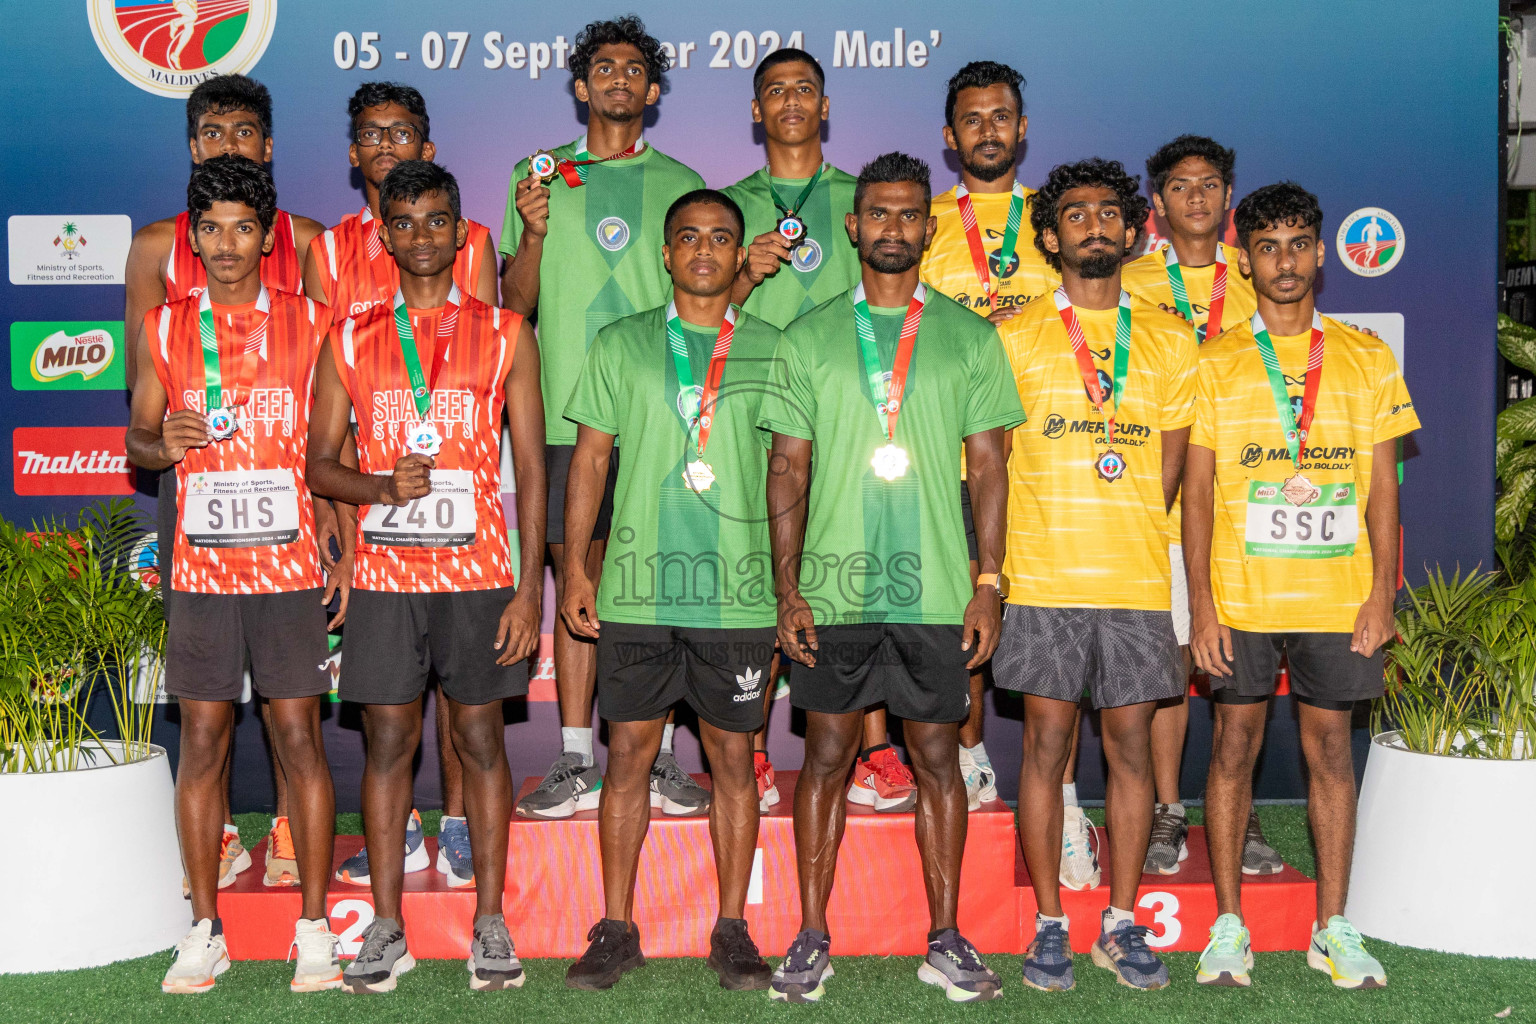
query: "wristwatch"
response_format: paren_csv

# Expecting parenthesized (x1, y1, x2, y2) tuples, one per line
(976, 572, 1010, 600)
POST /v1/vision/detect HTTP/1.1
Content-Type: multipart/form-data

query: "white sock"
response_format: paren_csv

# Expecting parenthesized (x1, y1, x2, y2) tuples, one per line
(440, 814, 465, 824)
(223, 823, 240, 836)
(962, 741, 993, 771)
(1163, 801, 1186, 817)
(1037, 912, 1069, 928)
(1103, 905, 1134, 931)
(562, 726, 594, 766)
(1062, 782, 1079, 808)
(660, 723, 675, 754)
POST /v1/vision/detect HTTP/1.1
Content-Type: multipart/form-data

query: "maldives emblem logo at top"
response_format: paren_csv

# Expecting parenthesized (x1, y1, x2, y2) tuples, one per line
(88, 1, 278, 99)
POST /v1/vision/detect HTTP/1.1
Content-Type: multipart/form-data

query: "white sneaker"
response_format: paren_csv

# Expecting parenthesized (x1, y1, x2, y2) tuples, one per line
(289, 918, 343, 992)
(1059, 805, 1102, 890)
(161, 919, 230, 994)
(959, 748, 999, 811)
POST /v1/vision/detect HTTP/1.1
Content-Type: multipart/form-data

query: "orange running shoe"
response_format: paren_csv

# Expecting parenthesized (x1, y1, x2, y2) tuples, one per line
(847, 744, 918, 812)
(182, 826, 252, 898)
(755, 751, 780, 812)
(264, 816, 300, 887)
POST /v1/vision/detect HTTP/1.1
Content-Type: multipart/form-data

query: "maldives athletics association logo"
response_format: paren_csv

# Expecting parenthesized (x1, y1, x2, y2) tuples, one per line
(88, 0, 278, 99)
(1336, 207, 1404, 278)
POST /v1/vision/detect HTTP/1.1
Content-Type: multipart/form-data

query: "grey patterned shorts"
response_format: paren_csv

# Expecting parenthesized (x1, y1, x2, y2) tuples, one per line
(992, 604, 1184, 710)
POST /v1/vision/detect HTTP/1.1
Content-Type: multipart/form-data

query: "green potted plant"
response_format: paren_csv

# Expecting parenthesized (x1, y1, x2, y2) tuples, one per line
(0, 500, 186, 972)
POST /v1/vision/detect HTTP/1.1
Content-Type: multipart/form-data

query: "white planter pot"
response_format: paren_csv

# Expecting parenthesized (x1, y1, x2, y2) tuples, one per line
(1347, 731, 1536, 958)
(0, 743, 186, 972)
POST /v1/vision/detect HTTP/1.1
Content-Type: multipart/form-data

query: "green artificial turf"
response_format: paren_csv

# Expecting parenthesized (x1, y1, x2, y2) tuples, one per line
(6, 807, 1531, 1024)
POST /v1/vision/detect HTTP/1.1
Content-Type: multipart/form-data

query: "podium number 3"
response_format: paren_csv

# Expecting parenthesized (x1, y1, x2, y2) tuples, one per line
(1137, 891, 1181, 948)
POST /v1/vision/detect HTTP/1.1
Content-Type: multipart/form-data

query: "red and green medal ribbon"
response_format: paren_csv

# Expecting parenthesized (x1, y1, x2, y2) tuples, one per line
(392, 285, 460, 422)
(197, 286, 268, 416)
(556, 135, 645, 188)
(1251, 310, 1325, 467)
(665, 300, 738, 458)
(955, 181, 1025, 307)
(1053, 286, 1132, 444)
(852, 282, 927, 443)
(1164, 243, 1228, 341)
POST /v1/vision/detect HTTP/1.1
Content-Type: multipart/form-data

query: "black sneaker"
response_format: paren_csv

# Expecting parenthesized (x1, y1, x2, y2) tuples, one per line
(565, 918, 644, 990)
(707, 917, 771, 991)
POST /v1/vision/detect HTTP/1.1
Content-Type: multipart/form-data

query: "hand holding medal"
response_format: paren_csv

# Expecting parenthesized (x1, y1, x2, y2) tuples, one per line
(771, 163, 824, 245)
(196, 287, 267, 444)
(392, 287, 458, 464)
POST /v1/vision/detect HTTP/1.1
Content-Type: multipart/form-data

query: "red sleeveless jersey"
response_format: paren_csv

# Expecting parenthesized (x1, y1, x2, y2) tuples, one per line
(166, 209, 303, 301)
(335, 293, 522, 593)
(145, 288, 331, 595)
(309, 207, 493, 318)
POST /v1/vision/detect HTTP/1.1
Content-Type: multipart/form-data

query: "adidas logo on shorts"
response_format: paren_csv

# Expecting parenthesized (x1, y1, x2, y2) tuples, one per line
(732, 668, 763, 702)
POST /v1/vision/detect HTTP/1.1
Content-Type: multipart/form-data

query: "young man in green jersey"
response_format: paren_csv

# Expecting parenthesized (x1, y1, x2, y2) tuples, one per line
(559, 190, 777, 993)
(723, 49, 919, 818)
(759, 153, 1023, 1004)
(499, 15, 708, 820)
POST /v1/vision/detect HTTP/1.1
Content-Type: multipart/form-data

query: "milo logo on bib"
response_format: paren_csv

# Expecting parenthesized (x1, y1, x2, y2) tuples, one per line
(1245, 477, 1357, 559)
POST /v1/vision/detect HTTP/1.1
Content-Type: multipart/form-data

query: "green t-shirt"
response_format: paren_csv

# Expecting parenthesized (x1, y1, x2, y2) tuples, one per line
(564, 302, 782, 628)
(722, 164, 861, 329)
(757, 286, 1026, 626)
(500, 138, 705, 444)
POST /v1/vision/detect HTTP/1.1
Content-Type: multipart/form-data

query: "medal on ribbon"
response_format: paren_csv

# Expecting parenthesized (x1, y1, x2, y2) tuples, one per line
(197, 286, 269, 442)
(553, 135, 645, 188)
(854, 282, 926, 481)
(1251, 310, 1326, 498)
(1164, 243, 1228, 343)
(770, 164, 824, 244)
(955, 181, 1025, 309)
(1053, 287, 1133, 482)
(666, 301, 737, 493)
(528, 149, 559, 184)
(392, 285, 460, 458)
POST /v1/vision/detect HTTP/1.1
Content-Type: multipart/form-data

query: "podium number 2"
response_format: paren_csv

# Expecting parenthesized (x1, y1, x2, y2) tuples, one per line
(333, 899, 375, 956)
(1137, 891, 1181, 948)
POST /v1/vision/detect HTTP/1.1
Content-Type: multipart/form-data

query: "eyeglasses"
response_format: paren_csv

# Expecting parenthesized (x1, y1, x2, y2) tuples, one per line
(354, 124, 420, 147)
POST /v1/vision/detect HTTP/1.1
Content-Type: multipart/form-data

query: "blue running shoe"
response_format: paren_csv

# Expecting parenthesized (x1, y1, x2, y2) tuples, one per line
(335, 808, 429, 885)
(436, 815, 474, 888)
(1022, 917, 1075, 992)
(1092, 919, 1170, 990)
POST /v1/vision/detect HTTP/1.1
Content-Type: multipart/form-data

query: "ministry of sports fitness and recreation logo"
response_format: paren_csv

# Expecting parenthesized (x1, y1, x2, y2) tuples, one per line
(1336, 207, 1404, 278)
(791, 238, 822, 273)
(88, 0, 278, 99)
(596, 216, 630, 252)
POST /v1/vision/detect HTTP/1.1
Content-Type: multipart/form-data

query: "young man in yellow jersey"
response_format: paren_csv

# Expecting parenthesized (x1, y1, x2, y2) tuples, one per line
(1121, 136, 1276, 878)
(921, 60, 1060, 823)
(995, 158, 1197, 992)
(1185, 183, 1418, 990)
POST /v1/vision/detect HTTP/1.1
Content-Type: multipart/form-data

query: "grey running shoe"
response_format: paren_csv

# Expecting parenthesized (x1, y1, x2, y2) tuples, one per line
(1143, 803, 1189, 875)
(516, 751, 603, 820)
(1092, 920, 1170, 990)
(467, 913, 524, 991)
(917, 928, 1000, 1002)
(708, 917, 771, 991)
(769, 929, 833, 1003)
(649, 751, 710, 815)
(1022, 917, 1075, 992)
(342, 917, 415, 994)
(565, 918, 645, 990)
(1242, 809, 1284, 875)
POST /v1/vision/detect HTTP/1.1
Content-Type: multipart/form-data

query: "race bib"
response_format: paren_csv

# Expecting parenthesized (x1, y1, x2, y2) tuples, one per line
(361, 469, 476, 548)
(1244, 478, 1358, 558)
(181, 469, 301, 548)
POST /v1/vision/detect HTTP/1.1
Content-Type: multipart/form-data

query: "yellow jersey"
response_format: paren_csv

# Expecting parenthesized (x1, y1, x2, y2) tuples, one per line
(1000, 292, 1198, 610)
(921, 184, 1059, 315)
(1189, 316, 1420, 633)
(1121, 242, 1258, 344)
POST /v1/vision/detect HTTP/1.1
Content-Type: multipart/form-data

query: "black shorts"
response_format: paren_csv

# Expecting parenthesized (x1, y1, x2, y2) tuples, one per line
(788, 623, 971, 724)
(1211, 629, 1384, 707)
(166, 588, 332, 702)
(157, 467, 178, 609)
(960, 482, 979, 563)
(992, 604, 1184, 709)
(546, 444, 618, 545)
(340, 587, 530, 705)
(596, 622, 778, 733)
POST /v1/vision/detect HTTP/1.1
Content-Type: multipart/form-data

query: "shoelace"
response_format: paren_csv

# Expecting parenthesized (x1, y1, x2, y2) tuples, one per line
(477, 921, 514, 961)
(1032, 921, 1071, 963)
(290, 927, 337, 964)
(174, 928, 213, 960)
(652, 757, 693, 788)
(1209, 916, 1246, 953)
(1148, 807, 1185, 847)
(270, 822, 296, 861)
(933, 933, 985, 972)
(1063, 809, 1097, 859)
(353, 924, 399, 966)
(1325, 919, 1369, 958)
(1111, 923, 1159, 963)
(716, 922, 762, 966)
(754, 759, 773, 784)
(220, 831, 240, 859)
(539, 760, 590, 790)
(582, 922, 628, 965)
(871, 752, 914, 787)
(784, 933, 826, 972)
(1244, 810, 1268, 847)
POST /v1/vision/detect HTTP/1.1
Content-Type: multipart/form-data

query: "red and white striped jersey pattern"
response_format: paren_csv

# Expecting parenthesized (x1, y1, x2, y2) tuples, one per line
(166, 209, 303, 301)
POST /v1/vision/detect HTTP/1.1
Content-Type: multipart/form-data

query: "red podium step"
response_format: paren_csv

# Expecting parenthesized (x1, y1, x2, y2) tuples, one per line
(1015, 825, 1316, 953)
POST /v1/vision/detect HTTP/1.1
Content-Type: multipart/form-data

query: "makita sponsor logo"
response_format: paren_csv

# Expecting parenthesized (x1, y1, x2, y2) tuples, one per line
(12, 427, 135, 495)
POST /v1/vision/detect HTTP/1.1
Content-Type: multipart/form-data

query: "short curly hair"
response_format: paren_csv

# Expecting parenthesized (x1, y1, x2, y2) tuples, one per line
(1145, 134, 1235, 195)
(1234, 182, 1322, 249)
(1029, 157, 1149, 272)
(569, 15, 670, 92)
(187, 155, 276, 231)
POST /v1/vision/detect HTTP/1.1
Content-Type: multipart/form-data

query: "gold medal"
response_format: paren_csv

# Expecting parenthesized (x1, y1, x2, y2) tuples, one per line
(682, 460, 715, 492)
(1094, 448, 1126, 482)
(528, 149, 559, 184)
(871, 443, 910, 481)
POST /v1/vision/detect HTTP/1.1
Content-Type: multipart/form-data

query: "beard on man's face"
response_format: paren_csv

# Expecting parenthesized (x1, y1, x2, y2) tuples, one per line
(960, 142, 1017, 183)
(1078, 251, 1122, 279)
(860, 236, 922, 274)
